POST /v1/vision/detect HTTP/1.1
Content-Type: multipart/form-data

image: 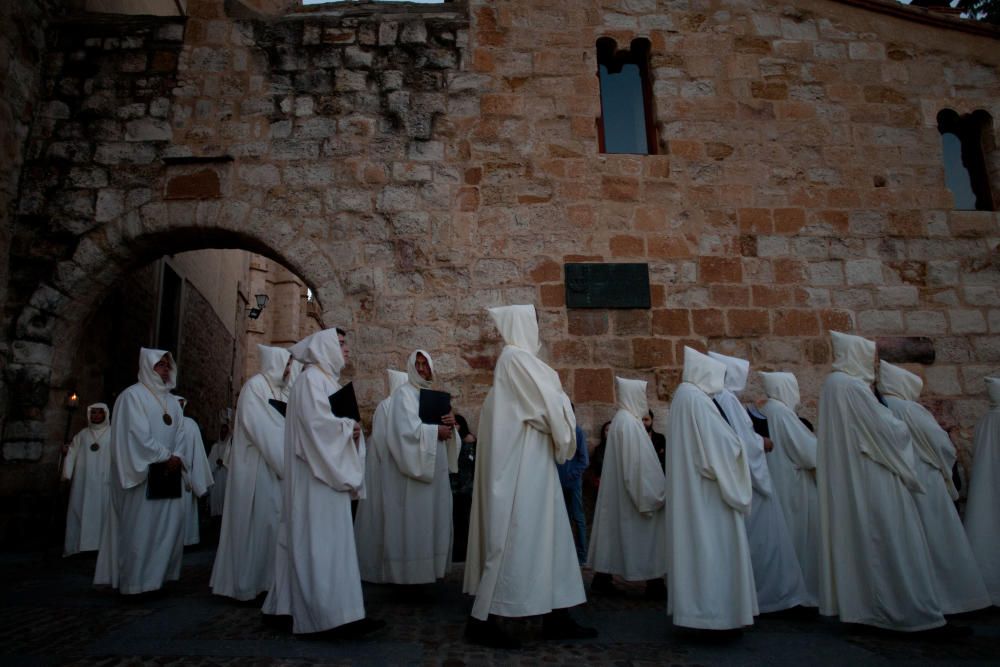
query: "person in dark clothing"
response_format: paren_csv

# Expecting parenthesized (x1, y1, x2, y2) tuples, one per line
(450, 413, 476, 562)
(584, 421, 612, 522)
(557, 409, 589, 564)
(642, 410, 666, 471)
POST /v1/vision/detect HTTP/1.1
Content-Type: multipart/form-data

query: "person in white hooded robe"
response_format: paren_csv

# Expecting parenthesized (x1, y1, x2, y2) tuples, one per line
(211, 345, 292, 601)
(709, 352, 810, 614)
(667, 347, 757, 632)
(354, 368, 408, 583)
(878, 360, 991, 615)
(588, 377, 667, 598)
(818, 331, 945, 632)
(463, 305, 593, 649)
(758, 371, 820, 605)
(965, 377, 1000, 605)
(262, 328, 383, 637)
(207, 423, 231, 519)
(381, 350, 460, 584)
(63, 403, 113, 556)
(94, 348, 208, 594)
(176, 396, 213, 547)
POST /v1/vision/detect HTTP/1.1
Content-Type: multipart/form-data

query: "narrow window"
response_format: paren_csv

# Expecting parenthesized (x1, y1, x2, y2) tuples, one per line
(937, 109, 995, 211)
(596, 37, 657, 155)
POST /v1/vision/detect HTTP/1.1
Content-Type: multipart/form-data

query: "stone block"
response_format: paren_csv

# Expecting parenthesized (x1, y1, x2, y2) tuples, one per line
(924, 366, 962, 396)
(845, 259, 883, 286)
(906, 310, 948, 335)
(165, 169, 222, 200)
(633, 338, 675, 368)
(568, 310, 608, 336)
(773, 309, 819, 336)
(613, 310, 651, 336)
(728, 309, 770, 336)
(95, 189, 124, 222)
(473, 258, 519, 286)
(692, 309, 725, 336)
(699, 256, 742, 283)
(574, 368, 614, 403)
(949, 309, 987, 334)
(400, 22, 428, 44)
(652, 309, 690, 336)
(858, 309, 904, 334)
(125, 118, 172, 142)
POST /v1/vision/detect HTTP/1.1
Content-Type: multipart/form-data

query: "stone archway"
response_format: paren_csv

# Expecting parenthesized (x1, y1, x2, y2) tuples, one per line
(3, 198, 350, 479)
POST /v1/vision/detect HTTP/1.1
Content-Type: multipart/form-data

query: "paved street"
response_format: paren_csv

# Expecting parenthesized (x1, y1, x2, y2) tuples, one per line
(1, 545, 998, 666)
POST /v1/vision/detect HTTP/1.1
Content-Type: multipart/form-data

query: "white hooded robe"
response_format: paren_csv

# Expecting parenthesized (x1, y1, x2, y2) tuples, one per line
(178, 410, 212, 547)
(588, 376, 667, 581)
(965, 377, 1000, 605)
(758, 372, 820, 605)
(667, 347, 757, 629)
(354, 368, 408, 583)
(817, 331, 944, 631)
(463, 304, 586, 620)
(63, 403, 113, 556)
(879, 361, 990, 615)
(710, 352, 810, 613)
(211, 345, 291, 601)
(262, 328, 367, 633)
(94, 348, 198, 594)
(381, 350, 460, 584)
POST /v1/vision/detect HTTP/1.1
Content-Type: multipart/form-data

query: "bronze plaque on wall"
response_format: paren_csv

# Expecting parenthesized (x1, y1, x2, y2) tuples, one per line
(565, 263, 650, 309)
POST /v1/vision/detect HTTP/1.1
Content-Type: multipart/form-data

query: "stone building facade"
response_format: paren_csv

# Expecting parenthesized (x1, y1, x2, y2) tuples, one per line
(0, 0, 998, 543)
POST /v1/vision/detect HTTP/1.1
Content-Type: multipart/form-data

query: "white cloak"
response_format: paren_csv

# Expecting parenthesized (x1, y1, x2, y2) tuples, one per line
(759, 372, 820, 605)
(463, 304, 586, 620)
(817, 332, 944, 631)
(965, 377, 1000, 605)
(211, 345, 290, 601)
(381, 351, 460, 584)
(207, 435, 230, 517)
(667, 347, 757, 630)
(94, 348, 197, 594)
(879, 361, 991, 614)
(180, 414, 212, 547)
(355, 369, 408, 583)
(709, 352, 810, 613)
(263, 328, 367, 634)
(63, 403, 112, 556)
(588, 376, 667, 581)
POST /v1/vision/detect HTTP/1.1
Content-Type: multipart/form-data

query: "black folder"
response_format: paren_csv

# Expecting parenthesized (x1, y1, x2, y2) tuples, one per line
(268, 399, 287, 417)
(146, 461, 182, 500)
(419, 389, 452, 425)
(329, 382, 361, 422)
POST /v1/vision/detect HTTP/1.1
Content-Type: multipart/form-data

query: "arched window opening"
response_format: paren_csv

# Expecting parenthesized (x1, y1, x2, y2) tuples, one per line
(596, 37, 657, 155)
(937, 108, 995, 211)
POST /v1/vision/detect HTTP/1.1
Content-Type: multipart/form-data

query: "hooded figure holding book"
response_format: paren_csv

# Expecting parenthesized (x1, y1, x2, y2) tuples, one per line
(211, 345, 291, 601)
(263, 328, 382, 637)
(94, 348, 193, 595)
(380, 350, 460, 584)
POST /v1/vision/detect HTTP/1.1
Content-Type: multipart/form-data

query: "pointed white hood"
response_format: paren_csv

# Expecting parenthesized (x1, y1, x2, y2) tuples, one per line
(406, 349, 434, 390)
(615, 376, 648, 421)
(258, 345, 291, 392)
(386, 368, 408, 395)
(878, 360, 922, 402)
(488, 304, 541, 355)
(761, 372, 800, 410)
(682, 346, 726, 396)
(830, 331, 876, 384)
(289, 328, 345, 380)
(138, 347, 176, 394)
(708, 351, 750, 394)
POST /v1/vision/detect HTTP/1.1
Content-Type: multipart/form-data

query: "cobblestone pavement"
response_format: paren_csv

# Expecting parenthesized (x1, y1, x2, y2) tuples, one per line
(2, 545, 999, 666)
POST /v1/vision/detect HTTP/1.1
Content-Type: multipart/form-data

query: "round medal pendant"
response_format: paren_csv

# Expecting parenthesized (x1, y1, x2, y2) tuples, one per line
(162, 413, 173, 426)
(90, 442, 100, 452)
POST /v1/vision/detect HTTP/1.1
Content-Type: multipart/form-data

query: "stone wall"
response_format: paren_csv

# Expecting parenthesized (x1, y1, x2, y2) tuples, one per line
(1, 0, 1000, 543)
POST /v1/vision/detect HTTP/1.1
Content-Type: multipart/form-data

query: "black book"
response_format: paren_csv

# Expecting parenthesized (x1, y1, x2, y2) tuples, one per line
(746, 405, 770, 439)
(268, 399, 287, 417)
(146, 461, 182, 500)
(419, 389, 452, 425)
(329, 382, 361, 422)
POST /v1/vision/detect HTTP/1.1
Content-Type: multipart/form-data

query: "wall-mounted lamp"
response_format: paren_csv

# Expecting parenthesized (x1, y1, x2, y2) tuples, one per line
(248, 293, 269, 320)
